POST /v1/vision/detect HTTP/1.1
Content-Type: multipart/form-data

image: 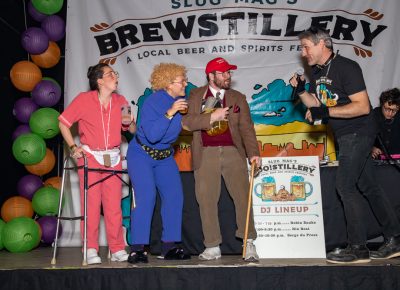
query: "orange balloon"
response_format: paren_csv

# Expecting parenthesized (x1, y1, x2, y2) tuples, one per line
(1, 196, 34, 222)
(44, 176, 61, 190)
(25, 148, 56, 176)
(10, 61, 42, 92)
(31, 41, 61, 69)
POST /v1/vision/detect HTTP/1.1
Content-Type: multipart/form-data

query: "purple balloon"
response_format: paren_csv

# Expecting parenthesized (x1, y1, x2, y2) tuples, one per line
(13, 97, 39, 123)
(32, 80, 61, 107)
(41, 15, 65, 42)
(21, 27, 49, 54)
(37, 216, 62, 244)
(12, 124, 32, 140)
(42, 77, 61, 92)
(17, 174, 43, 200)
(28, 1, 47, 22)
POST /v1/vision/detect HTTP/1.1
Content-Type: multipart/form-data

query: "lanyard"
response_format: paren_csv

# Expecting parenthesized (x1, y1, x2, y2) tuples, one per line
(99, 96, 112, 150)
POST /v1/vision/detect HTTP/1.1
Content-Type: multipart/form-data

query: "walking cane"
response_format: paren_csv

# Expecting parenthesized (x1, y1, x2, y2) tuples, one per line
(242, 160, 256, 259)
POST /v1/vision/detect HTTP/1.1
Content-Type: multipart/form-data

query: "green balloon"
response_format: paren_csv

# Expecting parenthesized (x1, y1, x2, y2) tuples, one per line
(0, 219, 5, 250)
(29, 107, 60, 139)
(32, 0, 64, 15)
(12, 133, 46, 165)
(2, 217, 41, 253)
(32, 186, 61, 216)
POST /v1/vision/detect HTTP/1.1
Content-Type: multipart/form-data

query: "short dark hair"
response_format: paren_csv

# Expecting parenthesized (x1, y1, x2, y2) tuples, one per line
(379, 88, 400, 107)
(87, 63, 109, 90)
(298, 26, 333, 50)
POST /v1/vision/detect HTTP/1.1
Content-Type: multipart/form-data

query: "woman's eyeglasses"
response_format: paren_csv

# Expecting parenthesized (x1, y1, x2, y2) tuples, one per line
(171, 78, 188, 85)
(103, 71, 119, 78)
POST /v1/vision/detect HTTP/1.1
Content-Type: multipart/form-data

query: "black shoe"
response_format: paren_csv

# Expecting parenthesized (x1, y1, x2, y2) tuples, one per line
(326, 244, 371, 264)
(127, 250, 148, 264)
(326, 246, 347, 262)
(327, 247, 346, 256)
(370, 236, 400, 259)
(160, 247, 191, 260)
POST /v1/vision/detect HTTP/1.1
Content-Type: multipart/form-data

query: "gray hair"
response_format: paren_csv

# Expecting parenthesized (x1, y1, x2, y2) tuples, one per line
(299, 27, 333, 50)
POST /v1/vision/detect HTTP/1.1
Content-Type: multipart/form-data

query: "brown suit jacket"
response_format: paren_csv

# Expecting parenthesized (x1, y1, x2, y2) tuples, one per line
(182, 85, 260, 170)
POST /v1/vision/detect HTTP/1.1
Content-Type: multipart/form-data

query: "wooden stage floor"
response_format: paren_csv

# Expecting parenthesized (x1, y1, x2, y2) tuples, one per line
(1, 247, 400, 290)
(2, 246, 400, 269)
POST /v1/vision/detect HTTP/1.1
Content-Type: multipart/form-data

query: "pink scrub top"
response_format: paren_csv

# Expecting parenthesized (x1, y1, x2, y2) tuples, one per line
(58, 90, 129, 150)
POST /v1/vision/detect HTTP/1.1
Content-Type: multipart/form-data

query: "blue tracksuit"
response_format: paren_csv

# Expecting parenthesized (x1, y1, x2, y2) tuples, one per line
(127, 90, 184, 245)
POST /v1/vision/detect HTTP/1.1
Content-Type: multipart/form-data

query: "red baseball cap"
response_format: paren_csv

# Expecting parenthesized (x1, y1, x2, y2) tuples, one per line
(205, 57, 237, 74)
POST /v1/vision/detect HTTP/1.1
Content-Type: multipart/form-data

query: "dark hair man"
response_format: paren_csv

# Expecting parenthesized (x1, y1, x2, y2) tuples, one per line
(371, 88, 400, 159)
(290, 27, 400, 264)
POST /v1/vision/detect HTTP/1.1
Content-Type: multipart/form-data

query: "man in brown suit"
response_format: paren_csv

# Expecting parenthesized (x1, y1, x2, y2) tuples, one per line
(182, 57, 261, 261)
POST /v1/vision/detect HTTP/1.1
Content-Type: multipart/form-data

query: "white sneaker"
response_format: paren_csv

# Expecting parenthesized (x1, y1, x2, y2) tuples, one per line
(111, 249, 129, 262)
(87, 248, 102, 265)
(199, 246, 221, 260)
(244, 239, 259, 262)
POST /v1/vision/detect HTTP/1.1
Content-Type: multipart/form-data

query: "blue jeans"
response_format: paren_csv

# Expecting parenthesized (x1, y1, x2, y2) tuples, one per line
(336, 133, 400, 245)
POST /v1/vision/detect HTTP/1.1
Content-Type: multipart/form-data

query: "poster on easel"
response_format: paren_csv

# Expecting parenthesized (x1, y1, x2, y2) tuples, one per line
(252, 156, 326, 258)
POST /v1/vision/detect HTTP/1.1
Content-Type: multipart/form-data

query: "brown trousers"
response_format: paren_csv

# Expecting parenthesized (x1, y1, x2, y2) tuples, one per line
(194, 146, 257, 247)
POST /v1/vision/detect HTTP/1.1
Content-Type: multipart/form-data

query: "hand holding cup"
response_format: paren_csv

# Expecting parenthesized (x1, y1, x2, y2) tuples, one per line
(170, 97, 188, 115)
(121, 104, 132, 126)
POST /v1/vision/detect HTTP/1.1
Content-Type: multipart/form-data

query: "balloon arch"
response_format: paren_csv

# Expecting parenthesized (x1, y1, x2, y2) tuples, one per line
(1, 0, 65, 253)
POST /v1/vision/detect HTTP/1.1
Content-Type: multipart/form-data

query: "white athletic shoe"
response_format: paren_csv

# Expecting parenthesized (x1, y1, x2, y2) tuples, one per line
(199, 246, 221, 260)
(87, 248, 102, 265)
(244, 239, 259, 262)
(111, 249, 129, 262)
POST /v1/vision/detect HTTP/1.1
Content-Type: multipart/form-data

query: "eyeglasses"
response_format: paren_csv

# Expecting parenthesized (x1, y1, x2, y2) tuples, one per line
(214, 71, 234, 77)
(171, 78, 188, 85)
(103, 70, 119, 78)
(383, 105, 399, 114)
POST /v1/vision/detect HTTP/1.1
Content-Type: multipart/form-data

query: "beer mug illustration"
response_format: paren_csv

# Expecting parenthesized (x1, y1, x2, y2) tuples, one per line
(290, 176, 313, 201)
(254, 176, 276, 201)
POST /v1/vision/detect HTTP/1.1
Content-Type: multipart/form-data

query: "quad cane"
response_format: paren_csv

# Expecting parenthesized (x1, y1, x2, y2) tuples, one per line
(242, 160, 257, 260)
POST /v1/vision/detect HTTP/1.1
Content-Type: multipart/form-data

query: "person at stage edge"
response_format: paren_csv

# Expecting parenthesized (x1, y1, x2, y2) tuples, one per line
(290, 27, 400, 264)
(182, 57, 261, 262)
(371, 88, 400, 159)
(126, 63, 190, 264)
(58, 63, 136, 265)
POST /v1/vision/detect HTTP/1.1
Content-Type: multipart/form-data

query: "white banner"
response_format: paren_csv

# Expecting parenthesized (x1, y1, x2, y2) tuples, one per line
(62, 0, 400, 246)
(253, 156, 325, 258)
(65, 0, 400, 110)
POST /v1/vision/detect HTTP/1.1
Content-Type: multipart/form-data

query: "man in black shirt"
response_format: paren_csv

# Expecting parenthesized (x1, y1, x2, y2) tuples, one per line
(371, 88, 400, 159)
(290, 27, 400, 264)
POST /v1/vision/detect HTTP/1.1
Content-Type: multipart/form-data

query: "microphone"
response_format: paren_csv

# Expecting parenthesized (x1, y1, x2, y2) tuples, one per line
(291, 68, 305, 101)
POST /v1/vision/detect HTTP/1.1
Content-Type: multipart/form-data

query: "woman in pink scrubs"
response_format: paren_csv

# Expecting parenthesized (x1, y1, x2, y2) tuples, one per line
(58, 63, 136, 264)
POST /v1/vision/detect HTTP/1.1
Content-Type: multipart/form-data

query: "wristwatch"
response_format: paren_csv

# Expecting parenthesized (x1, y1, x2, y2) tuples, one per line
(69, 144, 77, 151)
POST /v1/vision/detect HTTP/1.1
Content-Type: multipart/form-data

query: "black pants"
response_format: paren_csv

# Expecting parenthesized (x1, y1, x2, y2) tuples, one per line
(336, 133, 400, 245)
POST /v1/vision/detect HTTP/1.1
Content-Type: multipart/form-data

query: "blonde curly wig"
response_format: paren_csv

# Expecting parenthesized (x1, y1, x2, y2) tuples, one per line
(150, 63, 187, 91)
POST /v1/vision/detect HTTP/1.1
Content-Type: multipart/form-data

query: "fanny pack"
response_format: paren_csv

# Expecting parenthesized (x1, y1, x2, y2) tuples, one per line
(135, 135, 172, 160)
(81, 145, 121, 167)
